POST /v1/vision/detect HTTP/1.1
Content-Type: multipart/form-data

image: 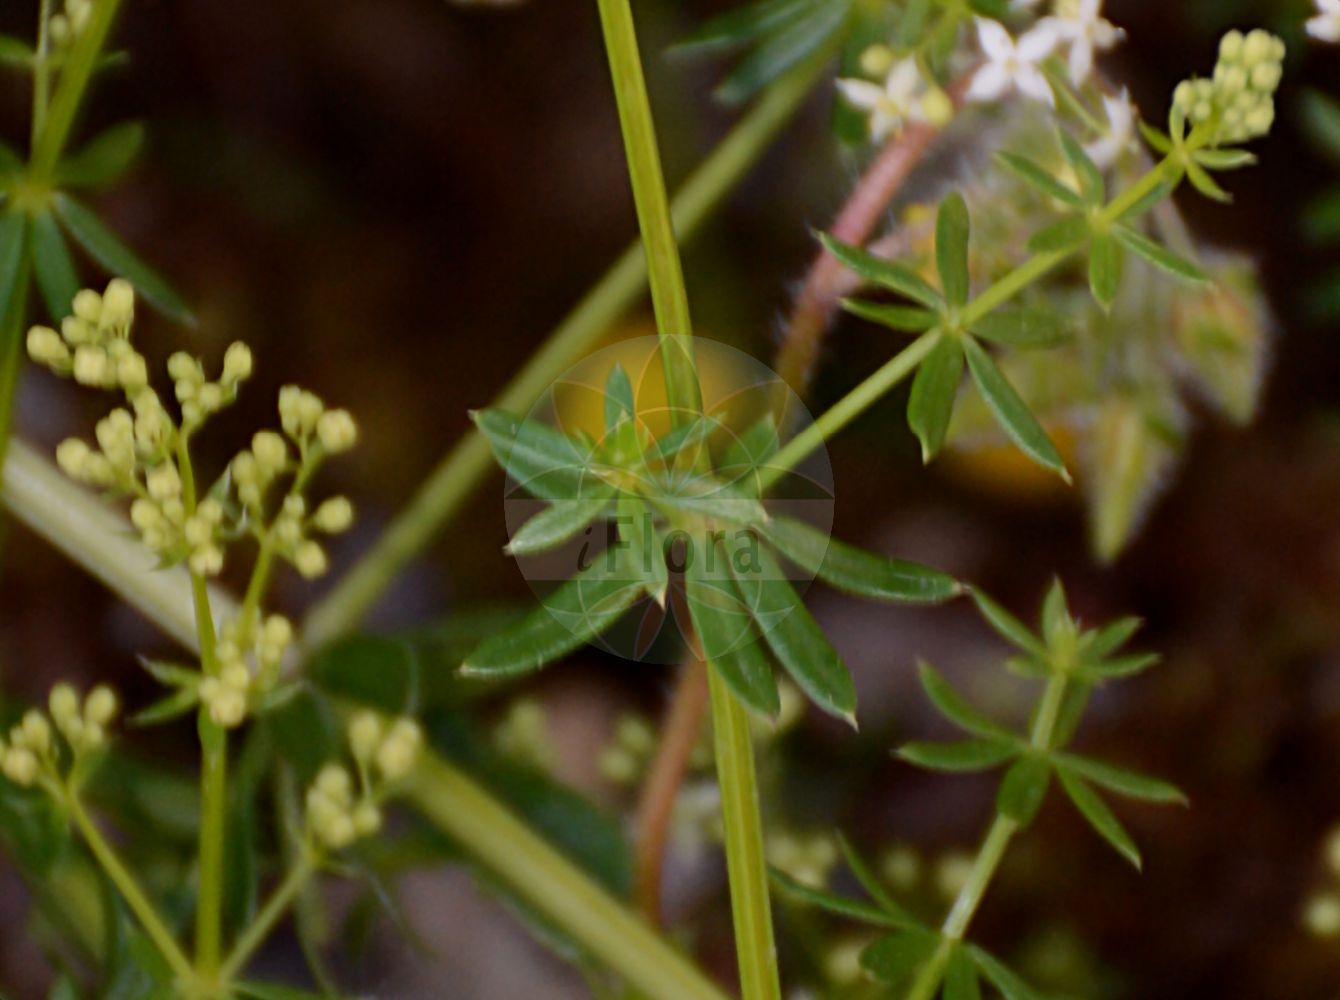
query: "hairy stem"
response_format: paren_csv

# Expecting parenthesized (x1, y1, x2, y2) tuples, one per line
(300, 47, 833, 650)
(68, 792, 196, 987)
(634, 657, 709, 924)
(904, 673, 1068, 1000)
(217, 853, 316, 985)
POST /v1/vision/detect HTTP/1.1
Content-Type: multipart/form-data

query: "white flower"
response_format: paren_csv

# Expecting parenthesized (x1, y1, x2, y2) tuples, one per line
(966, 18, 1060, 107)
(835, 59, 926, 143)
(1084, 88, 1137, 169)
(1308, 0, 1340, 43)
(1042, 0, 1126, 83)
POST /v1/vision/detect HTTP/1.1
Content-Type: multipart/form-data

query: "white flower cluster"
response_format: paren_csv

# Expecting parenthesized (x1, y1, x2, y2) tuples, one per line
(0, 683, 118, 789)
(1309, 0, 1340, 45)
(32, 280, 359, 583)
(198, 614, 294, 728)
(47, 0, 93, 49)
(836, 54, 954, 143)
(305, 712, 422, 852)
(1173, 30, 1284, 145)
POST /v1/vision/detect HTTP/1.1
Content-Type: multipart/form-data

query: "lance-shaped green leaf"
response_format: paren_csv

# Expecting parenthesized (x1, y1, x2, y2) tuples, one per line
(473, 408, 592, 500)
(1056, 767, 1141, 869)
(1088, 231, 1123, 310)
(997, 753, 1051, 826)
(616, 495, 666, 605)
(765, 516, 960, 604)
(836, 835, 923, 927)
(0, 214, 27, 323)
(55, 121, 145, 189)
(460, 558, 645, 678)
(53, 194, 194, 324)
(675, 0, 816, 54)
(970, 306, 1071, 349)
(898, 738, 1018, 772)
(1118, 179, 1173, 223)
(936, 192, 971, 307)
(733, 546, 857, 725)
(1113, 225, 1209, 284)
(131, 687, 201, 727)
(962, 336, 1069, 480)
(504, 494, 613, 557)
(136, 656, 199, 688)
(1040, 576, 1070, 645)
(840, 298, 939, 332)
(907, 332, 964, 463)
(995, 151, 1085, 208)
(819, 233, 942, 309)
(770, 867, 906, 928)
(969, 588, 1046, 656)
(1185, 160, 1231, 203)
(1082, 615, 1141, 660)
(603, 363, 635, 434)
(1053, 753, 1186, 805)
(945, 949, 983, 1000)
(1077, 651, 1160, 682)
(655, 471, 769, 528)
(234, 983, 336, 1000)
(1194, 148, 1257, 171)
(29, 211, 79, 320)
(1027, 213, 1089, 253)
(687, 553, 780, 718)
(652, 412, 722, 467)
(721, 413, 779, 476)
(968, 945, 1046, 1000)
(1058, 129, 1104, 205)
(916, 662, 1016, 740)
(714, 0, 852, 104)
(860, 928, 941, 985)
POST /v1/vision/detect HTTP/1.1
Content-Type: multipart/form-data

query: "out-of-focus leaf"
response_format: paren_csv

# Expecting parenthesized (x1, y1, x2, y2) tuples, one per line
(270, 691, 341, 784)
(916, 662, 1015, 740)
(860, 928, 940, 985)
(820, 233, 942, 308)
(963, 336, 1068, 480)
(505, 495, 613, 557)
(53, 194, 194, 323)
(995, 151, 1084, 208)
(970, 306, 1071, 349)
(55, 121, 145, 189)
(234, 983, 334, 1000)
(1088, 231, 1123, 310)
(898, 738, 1017, 772)
(841, 298, 940, 333)
(0, 782, 70, 875)
(1026, 214, 1088, 253)
(770, 867, 905, 927)
(969, 588, 1043, 655)
(936, 192, 971, 307)
(0, 35, 34, 67)
(1058, 130, 1103, 205)
(1302, 89, 1340, 161)
(602, 363, 635, 436)
(675, 0, 815, 54)
(1056, 767, 1141, 869)
(472, 408, 593, 501)
(0, 213, 28, 327)
(30, 210, 79, 320)
(765, 515, 959, 604)
(714, 0, 852, 105)
(1185, 160, 1231, 202)
(907, 333, 964, 463)
(687, 550, 780, 718)
(1114, 225, 1208, 284)
(968, 944, 1047, 1000)
(996, 754, 1051, 826)
(1053, 753, 1185, 804)
(129, 687, 200, 727)
(836, 835, 922, 926)
(945, 948, 983, 1000)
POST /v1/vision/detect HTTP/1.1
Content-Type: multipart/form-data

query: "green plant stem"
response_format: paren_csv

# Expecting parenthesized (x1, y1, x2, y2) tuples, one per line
(0, 258, 32, 496)
(177, 434, 228, 981)
(765, 156, 1180, 482)
(300, 47, 832, 651)
(32, 0, 54, 148)
(406, 754, 731, 1000)
(28, 0, 123, 181)
(707, 663, 782, 1000)
(68, 792, 197, 987)
(596, 3, 780, 996)
(217, 853, 316, 985)
(903, 674, 1069, 1000)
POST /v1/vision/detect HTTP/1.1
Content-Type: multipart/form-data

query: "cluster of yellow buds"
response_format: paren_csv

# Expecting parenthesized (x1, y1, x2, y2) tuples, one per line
(1173, 30, 1284, 145)
(168, 342, 252, 429)
(493, 699, 550, 769)
(598, 714, 655, 785)
(28, 279, 141, 390)
(0, 683, 118, 789)
(766, 831, 838, 889)
(197, 614, 295, 728)
(47, 0, 93, 49)
(304, 712, 422, 852)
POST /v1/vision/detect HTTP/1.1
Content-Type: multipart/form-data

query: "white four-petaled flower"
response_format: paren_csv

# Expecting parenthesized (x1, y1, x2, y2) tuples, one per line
(1085, 88, 1137, 169)
(966, 18, 1060, 107)
(1042, 0, 1127, 83)
(836, 59, 926, 142)
(1308, 0, 1340, 43)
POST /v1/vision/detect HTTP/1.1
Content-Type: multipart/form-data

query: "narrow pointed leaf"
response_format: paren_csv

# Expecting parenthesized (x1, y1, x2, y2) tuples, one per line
(136, 656, 200, 688)
(1058, 130, 1104, 205)
(0, 214, 27, 323)
(473, 408, 591, 500)
(1114, 225, 1209, 284)
(29, 211, 78, 320)
(1056, 768, 1141, 868)
(860, 929, 940, 985)
(719, 414, 779, 496)
(675, 0, 814, 54)
(765, 515, 960, 604)
(1053, 753, 1186, 804)
(820, 233, 942, 309)
(130, 687, 201, 727)
(1088, 231, 1123, 310)
(836, 835, 922, 926)
(945, 949, 983, 1000)
(1040, 577, 1069, 645)
(936, 192, 971, 306)
(1137, 121, 1173, 154)
(841, 298, 939, 332)
(734, 546, 857, 725)
(1117, 180, 1173, 222)
(907, 333, 964, 463)
(1083, 616, 1141, 659)
(687, 553, 780, 718)
(603, 363, 635, 436)
(53, 194, 194, 323)
(996, 754, 1051, 826)
(1027, 214, 1089, 253)
(460, 560, 644, 678)
(1051, 683, 1092, 750)
(962, 336, 1068, 479)
(1194, 148, 1256, 170)
(1079, 651, 1159, 681)
(995, 151, 1084, 208)
(970, 306, 1071, 349)
(916, 662, 1015, 740)
(617, 496, 666, 604)
(505, 495, 612, 557)
(1185, 160, 1231, 202)
(770, 867, 907, 928)
(969, 945, 1047, 1000)
(898, 738, 1017, 772)
(715, 0, 851, 104)
(55, 121, 145, 189)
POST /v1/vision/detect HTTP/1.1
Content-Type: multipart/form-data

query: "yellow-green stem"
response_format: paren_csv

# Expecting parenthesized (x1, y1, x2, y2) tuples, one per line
(707, 664, 782, 1000)
(217, 853, 316, 985)
(904, 674, 1069, 1000)
(300, 47, 832, 650)
(32, 0, 53, 148)
(68, 793, 196, 987)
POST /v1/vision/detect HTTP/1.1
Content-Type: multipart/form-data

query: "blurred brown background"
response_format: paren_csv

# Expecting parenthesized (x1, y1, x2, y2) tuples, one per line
(3, 0, 1340, 997)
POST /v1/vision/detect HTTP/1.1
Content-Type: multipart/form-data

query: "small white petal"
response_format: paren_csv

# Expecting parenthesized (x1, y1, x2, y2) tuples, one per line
(1018, 22, 1063, 60)
(1308, 15, 1340, 41)
(1016, 66, 1056, 106)
(975, 17, 1015, 60)
(966, 63, 1011, 102)
(1322, 0, 1340, 14)
(836, 79, 884, 111)
(1069, 40, 1095, 82)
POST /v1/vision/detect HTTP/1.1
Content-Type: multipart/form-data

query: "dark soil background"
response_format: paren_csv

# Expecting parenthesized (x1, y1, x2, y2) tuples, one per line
(2, 0, 1340, 997)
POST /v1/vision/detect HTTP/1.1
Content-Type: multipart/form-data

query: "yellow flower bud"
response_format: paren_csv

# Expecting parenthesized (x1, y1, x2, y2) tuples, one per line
(222, 342, 253, 383)
(72, 345, 109, 386)
(84, 686, 118, 727)
(313, 497, 354, 534)
(55, 439, 91, 478)
(348, 712, 383, 763)
(2, 747, 39, 786)
(49, 683, 79, 726)
(21, 710, 51, 753)
(294, 541, 328, 579)
(316, 764, 353, 803)
(27, 326, 69, 366)
(252, 431, 287, 472)
(190, 544, 224, 577)
(316, 410, 357, 453)
(146, 463, 182, 501)
(352, 802, 382, 837)
(72, 288, 102, 324)
(101, 278, 135, 325)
